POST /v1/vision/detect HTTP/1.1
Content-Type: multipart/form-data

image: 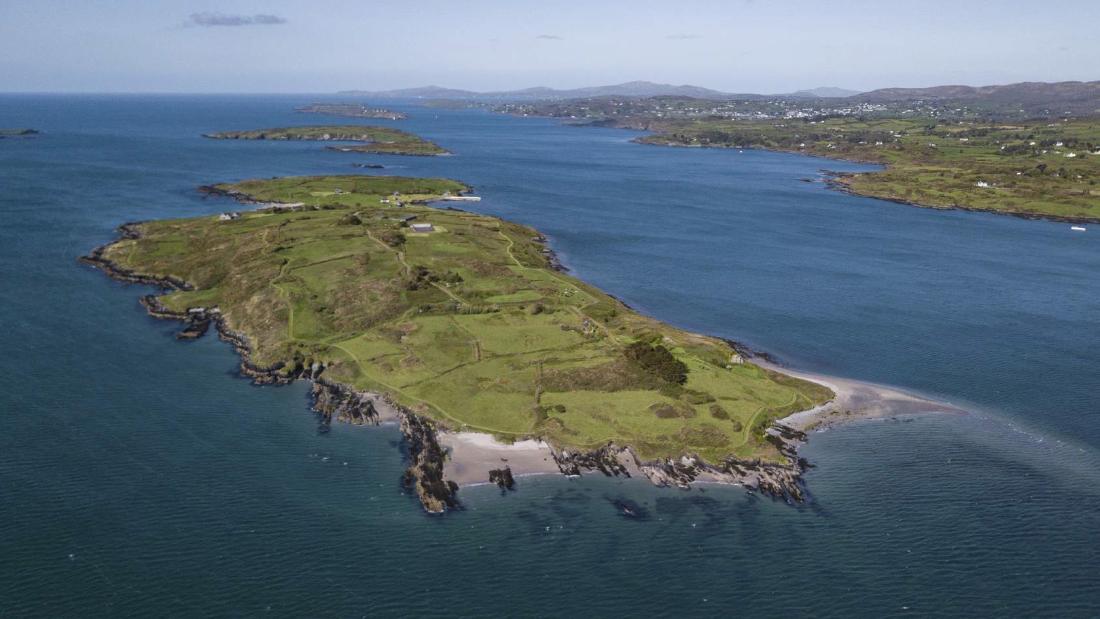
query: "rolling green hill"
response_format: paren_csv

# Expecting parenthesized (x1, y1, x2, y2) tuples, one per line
(97, 175, 832, 464)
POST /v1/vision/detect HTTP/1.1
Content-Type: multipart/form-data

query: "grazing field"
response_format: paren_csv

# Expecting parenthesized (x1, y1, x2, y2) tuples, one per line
(637, 117, 1100, 221)
(101, 175, 831, 463)
(204, 125, 447, 155)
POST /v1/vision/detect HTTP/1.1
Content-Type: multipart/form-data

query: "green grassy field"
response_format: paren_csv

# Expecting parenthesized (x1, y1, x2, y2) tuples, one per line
(102, 175, 832, 463)
(204, 125, 447, 156)
(637, 117, 1100, 221)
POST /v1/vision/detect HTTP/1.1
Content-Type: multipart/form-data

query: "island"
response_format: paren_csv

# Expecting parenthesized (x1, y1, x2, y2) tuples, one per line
(498, 97, 1100, 223)
(82, 174, 840, 512)
(0, 128, 39, 138)
(295, 103, 407, 120)
(203, 125, 448, 156)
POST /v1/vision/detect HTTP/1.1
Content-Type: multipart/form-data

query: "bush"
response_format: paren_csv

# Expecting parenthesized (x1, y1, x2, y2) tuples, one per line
(683, 390, 716, 405)
(649, 402, 694, 419)
(378, 230, 406, 247)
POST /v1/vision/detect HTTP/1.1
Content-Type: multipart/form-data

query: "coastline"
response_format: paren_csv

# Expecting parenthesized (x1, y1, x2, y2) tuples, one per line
(764, 361, 967, 431)
(81, 192, 965, 512)
(436, 357, 967, 495)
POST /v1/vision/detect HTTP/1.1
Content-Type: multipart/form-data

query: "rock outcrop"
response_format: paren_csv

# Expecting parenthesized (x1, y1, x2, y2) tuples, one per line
(552, 444, 632, 478)
(400, 413, 460, 513)
(488, 467, 516, 491)
(310, 382, 381, 426)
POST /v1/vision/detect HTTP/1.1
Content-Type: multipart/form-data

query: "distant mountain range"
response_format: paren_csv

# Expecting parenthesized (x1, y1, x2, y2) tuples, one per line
(337, 80, 859, 101)
(788, 86, 862, 98)
(856, 80, 1100, 111)
(337, 79, 1100, 115)
(858, 80, 1098, 102)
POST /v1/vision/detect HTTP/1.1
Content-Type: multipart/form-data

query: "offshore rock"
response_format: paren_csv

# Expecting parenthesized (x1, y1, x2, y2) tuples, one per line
(488, 467, 516, 491)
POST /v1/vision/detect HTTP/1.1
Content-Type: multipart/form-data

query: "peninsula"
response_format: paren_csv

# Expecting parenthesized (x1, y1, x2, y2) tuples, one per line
(295, 103, 407, 120)
(83, 174, 841, 512)
(498, 92, 1100, 223)
(634, 117, 1100, 223)
(203, 125, 448, 156)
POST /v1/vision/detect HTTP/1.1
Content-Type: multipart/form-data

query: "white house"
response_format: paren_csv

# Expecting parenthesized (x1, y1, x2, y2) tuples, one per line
(410, 223, 434, 233)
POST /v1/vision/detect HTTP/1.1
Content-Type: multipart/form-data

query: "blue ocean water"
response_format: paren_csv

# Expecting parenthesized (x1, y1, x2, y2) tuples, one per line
(1, 94, 1098, 617)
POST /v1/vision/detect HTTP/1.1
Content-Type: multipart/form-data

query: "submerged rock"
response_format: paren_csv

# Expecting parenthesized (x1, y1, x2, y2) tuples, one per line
(609, 498, 649, 520)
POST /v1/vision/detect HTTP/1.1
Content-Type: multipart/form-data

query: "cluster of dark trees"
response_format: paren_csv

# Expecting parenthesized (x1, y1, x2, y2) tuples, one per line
(624, 342, 688, 385)
(406, 266, 463, 291)
(377, 229, 406, 247)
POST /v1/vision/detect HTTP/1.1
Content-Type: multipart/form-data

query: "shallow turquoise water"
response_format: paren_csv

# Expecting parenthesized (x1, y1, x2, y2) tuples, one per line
(1, 95, 1098, 616)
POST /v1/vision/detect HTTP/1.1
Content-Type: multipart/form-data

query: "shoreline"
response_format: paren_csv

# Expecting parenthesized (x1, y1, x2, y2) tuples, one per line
(81, 190, 965, 512)
(635, 138, 1100, 225)
(437, 358, 967, 493)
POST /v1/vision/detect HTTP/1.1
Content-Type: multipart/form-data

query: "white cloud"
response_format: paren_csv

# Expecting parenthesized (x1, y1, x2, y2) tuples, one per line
(187, 13, 287, 27)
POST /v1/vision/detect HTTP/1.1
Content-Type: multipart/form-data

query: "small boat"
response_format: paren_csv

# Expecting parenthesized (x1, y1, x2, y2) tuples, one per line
(1071, 226, 1087, 232)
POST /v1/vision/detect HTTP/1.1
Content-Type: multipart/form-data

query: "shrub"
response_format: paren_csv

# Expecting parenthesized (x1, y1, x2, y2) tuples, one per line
(649, 402, 694, 419)
(378, 230, 406, 247)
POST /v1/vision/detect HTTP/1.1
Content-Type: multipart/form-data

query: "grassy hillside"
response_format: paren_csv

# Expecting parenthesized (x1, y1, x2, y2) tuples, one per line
(637, 117, 1100, 221)
(204, 125, 447, 156)
(101, 175, 831, 463)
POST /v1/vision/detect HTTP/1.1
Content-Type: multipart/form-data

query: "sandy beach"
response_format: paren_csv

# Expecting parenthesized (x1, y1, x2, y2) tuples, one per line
(437, 432, 561, 485)
(763, 362, 968, 431)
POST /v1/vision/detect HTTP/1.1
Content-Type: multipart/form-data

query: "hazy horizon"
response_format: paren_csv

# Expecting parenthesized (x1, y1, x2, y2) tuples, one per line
(2, 0, 1098, 94)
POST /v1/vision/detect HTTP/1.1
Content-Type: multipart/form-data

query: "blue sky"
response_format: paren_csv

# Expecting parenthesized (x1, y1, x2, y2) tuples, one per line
(2, 0, 1097, 93)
